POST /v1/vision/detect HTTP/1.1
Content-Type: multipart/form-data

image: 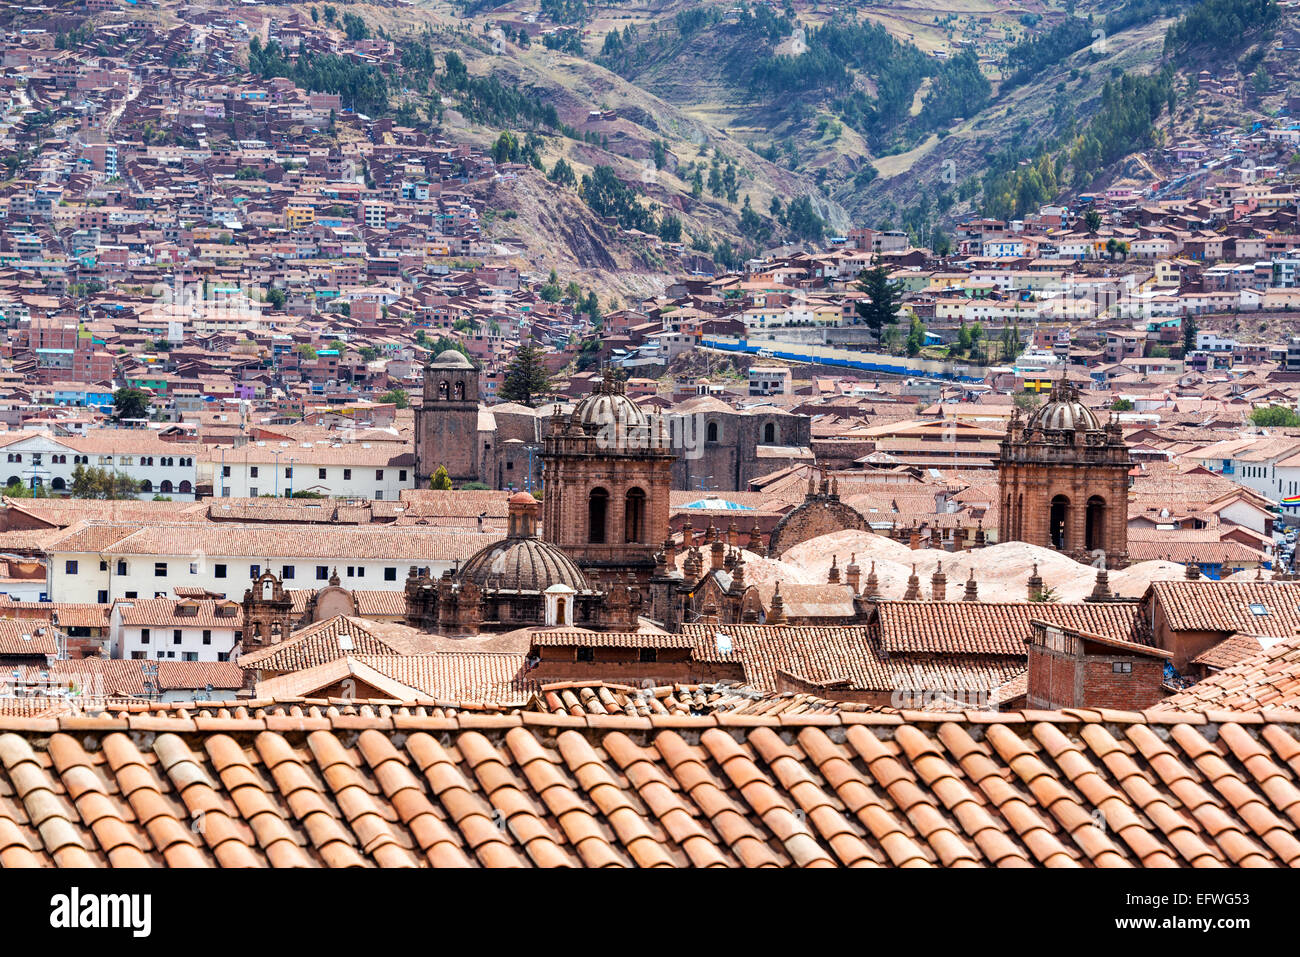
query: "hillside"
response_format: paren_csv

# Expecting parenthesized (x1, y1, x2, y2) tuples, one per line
(244, 0, 1294, 288)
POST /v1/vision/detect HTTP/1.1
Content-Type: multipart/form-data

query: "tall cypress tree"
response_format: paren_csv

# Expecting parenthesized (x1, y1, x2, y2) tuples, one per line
(854, 265, 904, 343)
(498, 342, 553, 407)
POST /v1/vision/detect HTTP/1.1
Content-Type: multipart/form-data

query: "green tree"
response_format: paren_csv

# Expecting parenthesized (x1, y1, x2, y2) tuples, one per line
(854, 265, 904, 343)
(548, 158, 577, 187)
(957, 323, 972, 355)
(1084, 208, 1103, 234)
(265, 286, 286, 310)
(1111, 398, 1134, 411)
(498, 341, 554, 407)
(1182, 315, 1198, 354)
(969, 322, 985, 364)
(906, 316, 926, 357)
(3, 480, 50, 499)
(378, 388, 410, 409)
(113, 388, 151, 421)
(70, 465, 141, 500)
(1250, 405, 1300, 427)
(429, 466, 453, 490)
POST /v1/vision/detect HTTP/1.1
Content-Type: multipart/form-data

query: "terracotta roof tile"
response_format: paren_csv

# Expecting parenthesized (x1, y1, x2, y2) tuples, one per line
(0, 702, 1295, 866)
(1159, 632, 1300, 712)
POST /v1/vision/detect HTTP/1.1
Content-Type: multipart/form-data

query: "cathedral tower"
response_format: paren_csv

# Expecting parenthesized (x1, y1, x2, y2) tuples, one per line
(997, 381, 1131, 567)
(541, 371, 675, 581)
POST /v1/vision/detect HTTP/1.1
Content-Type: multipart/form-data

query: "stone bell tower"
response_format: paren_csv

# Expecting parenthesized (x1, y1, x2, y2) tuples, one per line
(415, 349, 479, 486)
(240, 568, 296, 654)
(541, 371, 674, 582)
(997, 381, 1131, 567)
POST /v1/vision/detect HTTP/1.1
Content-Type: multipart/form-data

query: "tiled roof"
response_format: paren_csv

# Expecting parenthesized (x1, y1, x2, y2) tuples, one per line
(1127, 540, 1267, 564)
(0, 618, 57, 656)
(89, 523, 497, 561)
(116, 597, 242, 629)
(1192, 633, 1268, 671)
(1, 659, 242, 696)
(352, 590, 408, 617)
(1147, 581, 1300, 638)
(348, 653, 532, 702)
(684, 624, 1024, 701)
(870, 601, 1148, 655)
(529, 681, 879, 717)
(1159, 633, 1300, 712)
(530, 629, 695, 648)
(236, 616, 445, 673)
(0, 707, 1298, 866)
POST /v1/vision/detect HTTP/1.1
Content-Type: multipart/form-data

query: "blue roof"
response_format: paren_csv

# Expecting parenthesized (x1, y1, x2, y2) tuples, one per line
(682, 497, 754, 510)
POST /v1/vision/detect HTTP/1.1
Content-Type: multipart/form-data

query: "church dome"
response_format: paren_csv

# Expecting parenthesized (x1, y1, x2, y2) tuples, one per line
(572, 371, 647, 432)
(458, 537, 590, 592)
(457, 492, 589, 592)
(430, 349, 474, 369)
(1026, 382, 1100, 432)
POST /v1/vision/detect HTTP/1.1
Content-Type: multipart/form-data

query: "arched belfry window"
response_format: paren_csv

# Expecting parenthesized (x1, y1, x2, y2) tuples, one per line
(588, 487, 609, 544)
(1086, 495, 1106, 553)
(625, 487, 646, 543)
(1050, 495, 1070, 551)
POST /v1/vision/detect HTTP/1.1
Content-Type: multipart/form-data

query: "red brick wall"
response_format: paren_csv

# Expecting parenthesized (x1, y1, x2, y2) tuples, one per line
(1029, 643, 1164, 709)
(1028, 644, 1079, 708)
(1081, 657, 1165, 710)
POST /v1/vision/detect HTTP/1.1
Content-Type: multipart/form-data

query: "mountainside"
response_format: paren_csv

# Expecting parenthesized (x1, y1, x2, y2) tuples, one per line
(251, 0, 1296, 287)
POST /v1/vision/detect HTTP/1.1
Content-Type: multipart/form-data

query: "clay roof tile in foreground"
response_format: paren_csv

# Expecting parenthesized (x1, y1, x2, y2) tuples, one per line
(0, 705, 1296, 866)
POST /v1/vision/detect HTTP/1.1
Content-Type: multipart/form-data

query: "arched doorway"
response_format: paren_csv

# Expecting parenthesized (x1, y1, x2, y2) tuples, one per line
(624, 487, 646, 543)
(1050, 495, 1070, 550)
(588, 487, 608, 544)
(763, 422, 776, 444)
(1086, 495, 1106, 553)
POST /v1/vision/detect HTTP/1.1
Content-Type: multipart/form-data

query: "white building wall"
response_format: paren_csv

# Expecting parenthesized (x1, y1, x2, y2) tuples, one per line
(213, 459, 412, 500)
(118, 623, 239, 662)
(50, 550, 457, 604)
(0, 434, 198, 499)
